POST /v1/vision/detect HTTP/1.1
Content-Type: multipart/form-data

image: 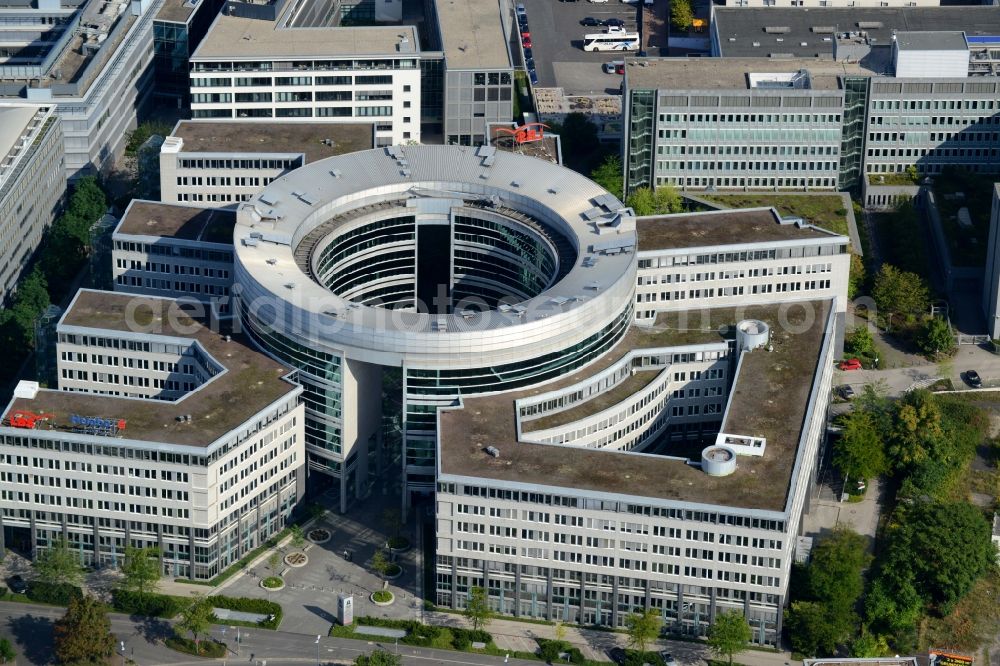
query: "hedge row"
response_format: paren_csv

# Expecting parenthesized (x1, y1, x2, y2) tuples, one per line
(26, 581, 82, 606)
(351, 617, 491, 650)
(111, 589, 185, 618)
(211, 595, 282, 629)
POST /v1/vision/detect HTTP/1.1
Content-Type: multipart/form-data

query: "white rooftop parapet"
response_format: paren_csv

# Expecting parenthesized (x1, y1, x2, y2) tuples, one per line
(713, 432, 766, 457)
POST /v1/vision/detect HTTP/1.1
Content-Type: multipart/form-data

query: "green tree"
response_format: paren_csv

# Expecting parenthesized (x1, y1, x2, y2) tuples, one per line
(355, 650, 402, 666)
(845, 325, 876, 359)
(671, 0, 694, 31)
(916, 317, 955, 357)
(626, 187, 656, 216)
(121, 546, 161, 602)
(888, 389, 942, 469)
(289, 523, 306, 550)
(33, 536, 84, 587)
(807, 527, 871, 608)
(53, 594, 115, 665)
(851, 629, 891, 658)
(177, 597, 215, 651)
(872, 264, 929, 329)
(880, 501, 994, 614)
(626, 186, 684, 216)
(0, 637, 16, 664)
(381, 508, 402, 541)
(786, 601, 842, 657)
(848, 253, 866, 299)
(625, 608, 662, 654)
(590, 154, 623, 201)
(707, 610, 752, 666)
(463, 586, 494, 631)
(833, 410, 888, 481)
(370, 549, 391, 582)
(268, 552, 281, 574)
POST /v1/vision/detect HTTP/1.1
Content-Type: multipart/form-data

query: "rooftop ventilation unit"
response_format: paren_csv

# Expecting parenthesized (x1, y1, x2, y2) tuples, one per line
(764, 26, 790, 33)
(811, 26, 836, 34)
(857, 21, 883, 29)
(702, 446, 736, 477)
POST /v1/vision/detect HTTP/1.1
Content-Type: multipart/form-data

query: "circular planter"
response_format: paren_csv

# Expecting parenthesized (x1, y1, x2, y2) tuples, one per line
(284, 551, 308, 568)
(388, 537, 411, 553)
(384, 564, 403, 581)
(308, 528, 331, 544)
(260, 576, 285, 591)
(370, 590, 395, 606)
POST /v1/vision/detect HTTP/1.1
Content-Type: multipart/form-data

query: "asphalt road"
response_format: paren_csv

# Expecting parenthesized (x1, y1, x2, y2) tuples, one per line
(0, 602, 538, 666)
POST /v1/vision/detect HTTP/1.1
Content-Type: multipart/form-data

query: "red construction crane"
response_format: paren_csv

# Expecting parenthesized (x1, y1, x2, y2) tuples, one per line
(6, 411, 54, 429)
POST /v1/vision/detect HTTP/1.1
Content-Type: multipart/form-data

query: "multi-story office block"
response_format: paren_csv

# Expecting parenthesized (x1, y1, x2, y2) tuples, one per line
(625, 27, 1000, 194)
(633, 207, 850, 330)
(435, 295, 838, 643)
(112, 200, 235, 316)
(0, 103, 65, 301)
(0, 290, 305, 579)
(189, 5, 422, 146)
(159, 120, 374, 207)
(0, 0, 166, 177)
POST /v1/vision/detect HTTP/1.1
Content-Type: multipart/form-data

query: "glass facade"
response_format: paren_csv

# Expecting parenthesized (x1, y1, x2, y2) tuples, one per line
(839, 76, 870, 193)
(153, 20, 190, 98)
(625, 89, 655, 195)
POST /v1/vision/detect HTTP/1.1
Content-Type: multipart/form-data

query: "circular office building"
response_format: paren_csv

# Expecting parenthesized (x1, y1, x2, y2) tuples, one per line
(233, 145, 637, 508)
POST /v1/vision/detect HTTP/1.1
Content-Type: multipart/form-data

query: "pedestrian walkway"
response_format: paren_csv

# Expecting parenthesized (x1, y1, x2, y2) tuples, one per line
(425, 612, 800, 666)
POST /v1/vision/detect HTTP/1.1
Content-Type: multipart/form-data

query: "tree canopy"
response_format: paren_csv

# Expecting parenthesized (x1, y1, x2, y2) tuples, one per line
(916, 317, 955, 357)
(177, 597, 215, 649)
(671, 0, 694, 31)
(355, 650, 402, 666)
(625, 608, 662, 654)
(707, 610, 751, 666)
(872, 264, 929, 327)
(33, 537, 84, 587)
(626, 186, 684, 216)
(53, 595, 115, 665)
(463, 586, 494, 632)
(833, 410, 888, 481)
(590, 155, 623, 201)
(121, 546, 161, 600)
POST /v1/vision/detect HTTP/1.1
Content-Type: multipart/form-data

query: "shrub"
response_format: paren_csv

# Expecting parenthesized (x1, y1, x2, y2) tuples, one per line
(211, 595, 281, 629)
(27, 581, 82, 606)
(451, 627, 491, 650)
(372, 590, 393, 603)
(262, 576, 283, 589)
(111, 589, 183, 618)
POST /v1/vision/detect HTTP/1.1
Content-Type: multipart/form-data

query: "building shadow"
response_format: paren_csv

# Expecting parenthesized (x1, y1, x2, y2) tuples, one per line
(7, 614, 55, 665)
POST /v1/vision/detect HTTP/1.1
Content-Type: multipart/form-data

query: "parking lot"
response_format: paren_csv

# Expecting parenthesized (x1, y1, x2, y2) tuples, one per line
(517, 0, 644, 92)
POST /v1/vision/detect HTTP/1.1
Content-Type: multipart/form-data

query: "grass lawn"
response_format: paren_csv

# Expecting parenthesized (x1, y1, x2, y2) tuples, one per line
(700, 194, 850, 236)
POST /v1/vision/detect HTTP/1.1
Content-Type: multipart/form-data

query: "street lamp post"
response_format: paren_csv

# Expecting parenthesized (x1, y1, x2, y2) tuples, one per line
(315, 634, 321, 666)
(119, 640, 125, 666)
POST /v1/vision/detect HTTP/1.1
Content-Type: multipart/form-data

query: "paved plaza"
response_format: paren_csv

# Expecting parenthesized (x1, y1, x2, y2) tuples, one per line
(214, 485, 423, 636)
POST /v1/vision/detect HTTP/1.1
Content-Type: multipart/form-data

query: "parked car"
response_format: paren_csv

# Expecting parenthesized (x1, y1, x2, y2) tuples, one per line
(515, 2, 526, 14)
(838, 384, 856, 400)
(965, 369, 983, 388)
(525, 57, 535, 70)
(7, 575, 27, 594)
(605, 17, 625, 27)
(528, 69, 538, 85)
(523, 47, 533, 60)
(521, 30, 530, 39)
(518, 18, 528, 30)
(522, 35, 532, 48)
(603, 60, 625, 74)
(580, 16, 603, 26)
(660, 653, 678, 666)
(608, 648, 627, 665)
(838, 358, 862, 371)
(589, 0, 609, 4)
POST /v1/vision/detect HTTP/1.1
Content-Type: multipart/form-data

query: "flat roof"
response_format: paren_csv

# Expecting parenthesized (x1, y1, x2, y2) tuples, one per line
(895, 31, 968, 52)
(6, 291, 298, 448)
(0, 105, 37, 164)
(714, 6, 1000, 58)
(436, 0, 510, 69)
(171, 120, 374, 163)
(625, 57, 873, 91)
(192, 13, 418, 58)
(115, 200, 235, 243)
(156, 0, 197, 23)
(636, 208, 837, 251)
(439, 300, 832, 512)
